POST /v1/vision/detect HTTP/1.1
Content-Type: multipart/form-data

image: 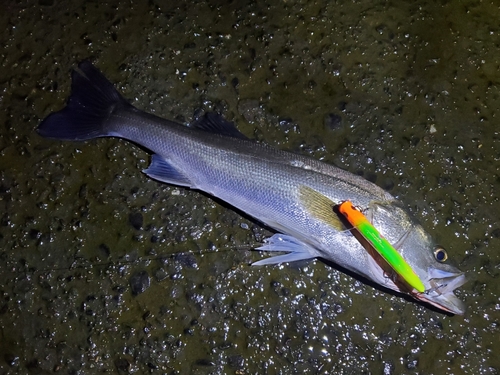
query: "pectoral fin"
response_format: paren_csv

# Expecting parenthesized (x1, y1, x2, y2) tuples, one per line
(298, 185, 345, 231)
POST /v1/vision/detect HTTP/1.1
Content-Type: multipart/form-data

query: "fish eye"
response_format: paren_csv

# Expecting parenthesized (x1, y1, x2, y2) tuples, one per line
(433, 246, 448, 262)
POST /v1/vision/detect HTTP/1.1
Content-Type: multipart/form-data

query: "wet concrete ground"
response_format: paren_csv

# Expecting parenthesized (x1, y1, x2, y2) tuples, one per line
(1, 0, 499, 373)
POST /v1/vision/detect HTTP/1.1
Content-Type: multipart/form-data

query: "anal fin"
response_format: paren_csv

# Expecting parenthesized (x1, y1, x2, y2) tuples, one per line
(143, 154, 193, 188)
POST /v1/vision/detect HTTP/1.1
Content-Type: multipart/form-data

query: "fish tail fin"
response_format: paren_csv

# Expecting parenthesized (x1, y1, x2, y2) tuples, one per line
(37, 60, 130, 140)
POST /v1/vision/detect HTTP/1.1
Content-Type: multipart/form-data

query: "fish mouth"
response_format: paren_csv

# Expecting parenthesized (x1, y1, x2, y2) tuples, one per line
(413, 268, 467, 315)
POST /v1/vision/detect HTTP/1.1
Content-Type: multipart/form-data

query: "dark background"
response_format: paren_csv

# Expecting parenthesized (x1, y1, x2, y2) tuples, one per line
(0, 0, 498, 373)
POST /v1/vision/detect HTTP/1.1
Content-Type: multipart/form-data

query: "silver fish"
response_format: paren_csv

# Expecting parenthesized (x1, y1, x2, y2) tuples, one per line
(38, 61, 467, 314)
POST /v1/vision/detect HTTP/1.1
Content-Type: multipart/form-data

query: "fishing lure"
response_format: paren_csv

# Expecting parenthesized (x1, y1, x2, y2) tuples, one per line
(339, 201, 425, 293)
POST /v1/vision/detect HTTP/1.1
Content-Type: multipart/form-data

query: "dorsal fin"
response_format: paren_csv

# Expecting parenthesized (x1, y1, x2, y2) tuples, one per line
(190, 112, 249, 140)
(298, 185, 344, 231)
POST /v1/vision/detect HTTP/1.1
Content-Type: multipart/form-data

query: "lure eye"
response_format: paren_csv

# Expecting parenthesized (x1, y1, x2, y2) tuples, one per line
(433, 246, 448, 262)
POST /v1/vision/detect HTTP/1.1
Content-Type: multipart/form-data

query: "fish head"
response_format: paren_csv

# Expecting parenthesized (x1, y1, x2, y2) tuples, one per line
(368, 201, 467, 315)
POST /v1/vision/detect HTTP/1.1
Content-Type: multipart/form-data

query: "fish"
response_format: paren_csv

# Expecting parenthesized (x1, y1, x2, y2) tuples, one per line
(37, 61, 467, 314)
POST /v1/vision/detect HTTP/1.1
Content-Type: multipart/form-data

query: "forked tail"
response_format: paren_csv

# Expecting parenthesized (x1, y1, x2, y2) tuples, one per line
(37, 61, 131, 140)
